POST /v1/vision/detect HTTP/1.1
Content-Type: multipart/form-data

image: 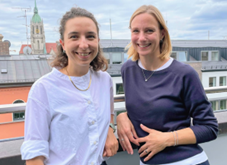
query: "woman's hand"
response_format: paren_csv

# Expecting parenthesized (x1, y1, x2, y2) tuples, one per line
(138, 124, 173, 162)
(103, 127, 119, 157)
(117, 112, 140, 155)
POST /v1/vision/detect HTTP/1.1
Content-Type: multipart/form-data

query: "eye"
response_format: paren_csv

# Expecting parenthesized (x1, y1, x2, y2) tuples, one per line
(146, 29, 154, 33)
(70, 35, 78, 39)
(87, 35, 96, 39)
(132, 29, 139, 34)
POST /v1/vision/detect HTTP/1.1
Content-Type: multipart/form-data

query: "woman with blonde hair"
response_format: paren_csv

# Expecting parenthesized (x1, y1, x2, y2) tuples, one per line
(117, 5, 218, 165)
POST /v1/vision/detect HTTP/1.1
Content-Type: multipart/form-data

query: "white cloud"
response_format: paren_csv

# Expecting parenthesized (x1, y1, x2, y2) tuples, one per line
(1, 0, 227, 55)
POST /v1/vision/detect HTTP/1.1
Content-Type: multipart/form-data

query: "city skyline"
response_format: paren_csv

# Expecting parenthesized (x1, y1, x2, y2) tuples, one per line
(1, 0, 227, 55)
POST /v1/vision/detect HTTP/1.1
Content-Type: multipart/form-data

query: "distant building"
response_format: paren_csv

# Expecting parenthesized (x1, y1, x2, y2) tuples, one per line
(0, 34, 9, 55)
(19, 0, 57, 55)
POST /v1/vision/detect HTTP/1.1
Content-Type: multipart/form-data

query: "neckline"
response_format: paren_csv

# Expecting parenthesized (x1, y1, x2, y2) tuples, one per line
(52, 67, 91, 83)
(136, 58, 175, 74)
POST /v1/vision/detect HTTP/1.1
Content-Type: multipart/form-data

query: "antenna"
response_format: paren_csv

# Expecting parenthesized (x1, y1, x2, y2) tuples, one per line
(12, 7, 31, 50)
(208, 30, 210, 40)
(110, 18, 113, 47)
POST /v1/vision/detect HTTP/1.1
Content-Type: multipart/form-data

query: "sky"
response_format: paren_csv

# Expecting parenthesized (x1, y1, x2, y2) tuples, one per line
(0, 0, 227, 55)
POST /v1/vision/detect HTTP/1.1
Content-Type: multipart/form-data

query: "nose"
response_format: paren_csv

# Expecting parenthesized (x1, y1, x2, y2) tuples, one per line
(78, 37, 89, 50)
(138, 32, 146, 42)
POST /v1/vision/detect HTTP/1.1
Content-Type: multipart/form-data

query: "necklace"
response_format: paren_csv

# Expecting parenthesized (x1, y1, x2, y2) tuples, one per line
(65, 67, 92, 91)
(141, 69, 155, 82)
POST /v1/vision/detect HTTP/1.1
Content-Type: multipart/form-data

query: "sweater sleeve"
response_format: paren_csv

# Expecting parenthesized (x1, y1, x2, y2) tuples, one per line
(182, 67, 218, 143)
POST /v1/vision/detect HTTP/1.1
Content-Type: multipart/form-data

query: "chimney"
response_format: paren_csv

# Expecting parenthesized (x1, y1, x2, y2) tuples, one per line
(0, 34, 3, 42)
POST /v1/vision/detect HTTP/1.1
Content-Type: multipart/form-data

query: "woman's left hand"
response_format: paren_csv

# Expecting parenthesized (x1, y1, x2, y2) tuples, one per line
(103, 127, 119, 157)
(138, 124, 172, 162)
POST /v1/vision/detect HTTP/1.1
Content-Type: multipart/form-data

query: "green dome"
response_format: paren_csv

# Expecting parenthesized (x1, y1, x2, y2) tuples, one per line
(32, 14, 42, 23)
(31, 0, 42, 23)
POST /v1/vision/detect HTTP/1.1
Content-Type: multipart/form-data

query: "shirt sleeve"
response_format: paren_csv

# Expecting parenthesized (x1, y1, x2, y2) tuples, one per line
(182, 67, 218, 143)
(21, 96, 51, 160)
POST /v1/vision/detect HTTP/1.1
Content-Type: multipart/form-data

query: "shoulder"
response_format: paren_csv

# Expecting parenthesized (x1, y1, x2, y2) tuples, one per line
(121, 60, 137, 72)
(170, 60, 199, 78)
(29, 69, 56, 96)
(93, 70, 112, 85)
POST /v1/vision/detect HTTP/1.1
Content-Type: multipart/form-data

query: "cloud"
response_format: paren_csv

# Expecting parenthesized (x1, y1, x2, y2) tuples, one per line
(1, 0, 227, 55)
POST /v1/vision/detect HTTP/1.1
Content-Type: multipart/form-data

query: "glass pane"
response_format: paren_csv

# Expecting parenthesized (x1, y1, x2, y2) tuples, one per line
(116, 83, 124, 94)
(211, 52, 219, 61)
(171, 52, 177, 59)
(112, 53, 122, 64)
(209, 77, 216, 87)
(220, 100, 226, 110)
(103, 53, 110, 64)
(14, 112, 25, 121)
(13, 100, 24, 104)
(124, 53, 128, 62)
(201, 52, 208, 61)
(219, 77, 226, 86)
(178, 52, 187, 62)
(211, 101, 217, 111)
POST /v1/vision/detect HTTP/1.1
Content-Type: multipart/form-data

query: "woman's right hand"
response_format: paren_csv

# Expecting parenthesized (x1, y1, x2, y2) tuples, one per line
(117, 112, 139, 155)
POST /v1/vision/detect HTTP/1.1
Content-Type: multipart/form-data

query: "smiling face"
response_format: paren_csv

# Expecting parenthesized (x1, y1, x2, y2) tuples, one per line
(60, 16, 99, 70)
(131, 13, 164, 59)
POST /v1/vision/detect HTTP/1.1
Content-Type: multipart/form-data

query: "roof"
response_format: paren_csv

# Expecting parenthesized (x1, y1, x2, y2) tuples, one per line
(19, 43, 57, 55)
(0, 56, 53, 84)
(19, 45, 32, 55)
(171, 40, 227, 48)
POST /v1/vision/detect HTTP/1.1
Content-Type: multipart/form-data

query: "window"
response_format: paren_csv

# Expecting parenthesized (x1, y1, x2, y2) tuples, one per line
(13, 100, 25, 121)
(112, 52, 122, 64)
(211, 101, 217, 111)
(13, 112, 25, 121)
(103, 53, 110, 64)
(201, 52, 208, 61)
(211, 52, 219, 61)
(201, 51, 219, 61)
(209, 77, 216, 87)
(220, 100, 226, 110)
(116, 83, 124, 95)
(170, 52, 177, 59)
(40, 27, 42, 34)
(170, 51, 187, 62)
(116, 110, 126, 116)
(220, 76, 226, 86)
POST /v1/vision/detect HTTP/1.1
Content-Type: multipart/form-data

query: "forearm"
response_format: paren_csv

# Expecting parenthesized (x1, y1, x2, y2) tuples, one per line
(166, 128, 196, 147)
(26, 156, 45, 165)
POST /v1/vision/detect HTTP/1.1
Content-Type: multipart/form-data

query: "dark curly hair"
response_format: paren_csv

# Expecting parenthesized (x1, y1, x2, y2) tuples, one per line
(51, 7, 108, 71)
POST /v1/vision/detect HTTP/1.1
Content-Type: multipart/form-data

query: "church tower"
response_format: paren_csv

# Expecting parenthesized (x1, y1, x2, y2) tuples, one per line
(30, 0, 46, 54)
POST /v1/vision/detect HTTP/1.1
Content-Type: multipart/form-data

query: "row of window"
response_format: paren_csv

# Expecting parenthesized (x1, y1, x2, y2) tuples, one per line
(170, 50, 220, 62)
(102, 50, 220, 64)
(209, 76, 226, 87)
(211, 100, 227, 111)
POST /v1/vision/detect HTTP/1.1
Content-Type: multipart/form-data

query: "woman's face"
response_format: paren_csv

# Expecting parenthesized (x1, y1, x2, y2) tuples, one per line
(60, 17, 99, 69)
(131, 13, 164, 58)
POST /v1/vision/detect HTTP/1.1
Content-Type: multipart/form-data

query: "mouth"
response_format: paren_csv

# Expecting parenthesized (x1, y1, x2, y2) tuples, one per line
(137, 43, 151, 48)
(75, 52, 91, 57)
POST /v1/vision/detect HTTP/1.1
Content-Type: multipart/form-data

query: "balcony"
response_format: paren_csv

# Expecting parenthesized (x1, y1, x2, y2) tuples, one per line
(0, 92, 227, 165)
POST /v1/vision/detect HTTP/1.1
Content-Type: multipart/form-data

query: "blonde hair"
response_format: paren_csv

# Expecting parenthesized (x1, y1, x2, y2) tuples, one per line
(126, 5, 172, 61)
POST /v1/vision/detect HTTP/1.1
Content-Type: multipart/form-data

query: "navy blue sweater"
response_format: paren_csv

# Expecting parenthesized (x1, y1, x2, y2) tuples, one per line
(121, 60, 218, 164)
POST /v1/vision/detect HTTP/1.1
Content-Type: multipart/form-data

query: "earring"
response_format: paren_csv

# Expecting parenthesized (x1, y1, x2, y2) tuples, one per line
(160, 39, 163, 44)
(63, 50, 65, 53)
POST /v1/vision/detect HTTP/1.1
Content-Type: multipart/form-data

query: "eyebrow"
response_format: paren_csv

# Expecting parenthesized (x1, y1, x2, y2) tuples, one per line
(68, 31, 97, 36)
